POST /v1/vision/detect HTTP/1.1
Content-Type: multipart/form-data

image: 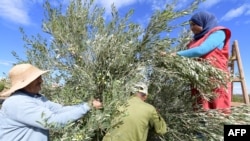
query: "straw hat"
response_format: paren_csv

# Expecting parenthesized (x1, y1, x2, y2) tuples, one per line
(0, 64, 48, 97)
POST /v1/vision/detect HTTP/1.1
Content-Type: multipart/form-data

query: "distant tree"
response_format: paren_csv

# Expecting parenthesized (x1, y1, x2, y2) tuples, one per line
(0, 78, 10, 93)
(0, 82, 4, 92)
(0, 78, 9, 106)
(12, 0, 250, 140)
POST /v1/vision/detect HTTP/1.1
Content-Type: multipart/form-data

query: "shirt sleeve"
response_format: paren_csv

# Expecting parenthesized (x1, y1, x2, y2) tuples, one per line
(4, 96, 91, 130)
(149, 108, 167, 135)
(177, 30, 226, 57)
(43, 99, 91, 126)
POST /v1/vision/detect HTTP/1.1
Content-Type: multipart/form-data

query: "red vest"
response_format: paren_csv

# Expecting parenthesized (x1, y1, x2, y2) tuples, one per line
(187, 26, 231, 71)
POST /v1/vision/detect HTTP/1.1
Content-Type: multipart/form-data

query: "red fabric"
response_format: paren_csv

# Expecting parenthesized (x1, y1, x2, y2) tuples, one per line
(187, 26, 231, 112)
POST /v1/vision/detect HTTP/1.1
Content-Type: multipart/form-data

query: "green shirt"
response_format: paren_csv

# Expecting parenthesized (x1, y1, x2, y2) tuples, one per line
(103, 96, 167, 141)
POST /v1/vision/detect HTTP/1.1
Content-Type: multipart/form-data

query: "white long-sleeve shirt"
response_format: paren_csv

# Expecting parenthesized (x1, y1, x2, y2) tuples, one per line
(0, 90, 90, 141)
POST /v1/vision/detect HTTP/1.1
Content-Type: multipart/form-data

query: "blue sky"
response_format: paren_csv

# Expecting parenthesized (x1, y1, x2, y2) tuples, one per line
(0, 0, 249, 94)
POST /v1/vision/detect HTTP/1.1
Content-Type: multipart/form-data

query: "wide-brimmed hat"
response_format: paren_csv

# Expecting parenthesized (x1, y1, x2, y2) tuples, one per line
(131, 82, 148, 95)
(0, 63, 48, 97)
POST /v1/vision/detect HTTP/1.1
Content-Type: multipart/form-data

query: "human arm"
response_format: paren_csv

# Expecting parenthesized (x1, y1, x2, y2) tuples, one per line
(149, 108, 167, 135)
(3, 96, 93, 130)
(45, 97, 102, 113)
(177, 30, 225, 57)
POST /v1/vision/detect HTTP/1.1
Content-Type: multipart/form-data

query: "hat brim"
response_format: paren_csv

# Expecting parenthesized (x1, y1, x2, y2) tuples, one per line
(138, 90, 148, 95)
(0, 70, 48, 97)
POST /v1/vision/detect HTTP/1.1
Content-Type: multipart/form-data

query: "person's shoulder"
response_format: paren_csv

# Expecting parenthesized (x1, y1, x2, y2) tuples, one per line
(212, 30, 225, 35)
(141, 101, 156, 110)
(214, 26, 231, 32)
(129, 97, 156, 110)
(1, 95, 25, 108)
(207, 28, 226, 37)
(3, 91, 35, 105)
(210, 28, 231, 39)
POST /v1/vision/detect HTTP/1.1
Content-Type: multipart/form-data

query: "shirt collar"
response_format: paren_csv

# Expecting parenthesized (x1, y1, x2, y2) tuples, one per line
(18, 89, 42, 98)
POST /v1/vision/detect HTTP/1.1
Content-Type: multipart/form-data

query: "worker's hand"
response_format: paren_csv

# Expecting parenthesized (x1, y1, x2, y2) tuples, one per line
(160, 51, 167, 56)
(170, 52, 177, 56)
(92, 99, 102, 109)
(160, 51, 177, 56)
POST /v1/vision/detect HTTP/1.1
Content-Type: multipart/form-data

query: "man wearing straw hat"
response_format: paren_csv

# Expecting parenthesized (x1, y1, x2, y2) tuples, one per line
(0, 63, 102, 141)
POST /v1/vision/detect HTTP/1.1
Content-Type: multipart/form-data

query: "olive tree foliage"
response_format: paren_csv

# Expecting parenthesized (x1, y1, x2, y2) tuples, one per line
(11, 0, 250, 140)
(0, 82, 5, 92)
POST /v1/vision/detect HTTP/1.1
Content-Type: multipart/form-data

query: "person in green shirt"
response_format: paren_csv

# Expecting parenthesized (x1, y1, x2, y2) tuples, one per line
(102, 82, 167, 141)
